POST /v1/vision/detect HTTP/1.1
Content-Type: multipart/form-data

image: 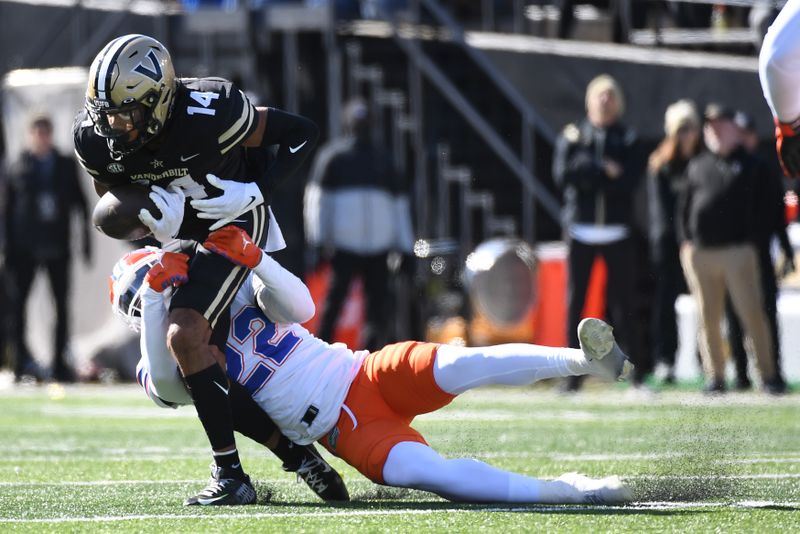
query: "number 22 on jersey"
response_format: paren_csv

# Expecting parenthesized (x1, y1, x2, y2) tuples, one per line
(225, 305, 301, 395)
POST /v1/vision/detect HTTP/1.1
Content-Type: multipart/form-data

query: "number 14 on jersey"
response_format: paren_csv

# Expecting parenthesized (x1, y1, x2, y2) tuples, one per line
(187, 91, 219, 116)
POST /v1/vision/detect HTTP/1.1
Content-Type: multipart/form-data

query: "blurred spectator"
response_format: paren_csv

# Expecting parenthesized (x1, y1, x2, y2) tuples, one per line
(724, 111, 792, 393)
(304, 98, 414, 350)
(678, 104, 778, 394)
(553, 74, 642, 392)
(3, 114, 92, 383)
(647, 99, 701, 385)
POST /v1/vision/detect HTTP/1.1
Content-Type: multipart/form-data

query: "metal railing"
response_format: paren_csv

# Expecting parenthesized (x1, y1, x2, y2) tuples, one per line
(345, 44, 519, 261)
(386, 0, 562, 245)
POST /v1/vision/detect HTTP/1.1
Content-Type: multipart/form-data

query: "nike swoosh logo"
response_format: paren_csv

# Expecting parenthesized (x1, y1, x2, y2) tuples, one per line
(196, 494, 229, 505)
(231, 463, 240, 469)
(243, 196, 258, 210)
(180, 153, 200, 162)
(289, 141, 307, 154)
(213, 381, 229, 395)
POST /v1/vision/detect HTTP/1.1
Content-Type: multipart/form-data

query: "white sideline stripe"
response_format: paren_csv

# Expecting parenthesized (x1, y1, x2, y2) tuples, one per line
(3, 501, 800, 523)
(627, 473, 800, 480)
(0, 510, 461, 523)
(547, 452, 800, 462)
(2, 473, 799, 488)
(486, 501, 800, 513)
(8, 442, 800, 462)
(5, 443, 800, 468)
(474, 451, 800, 463)
(0, 480, 202, 487)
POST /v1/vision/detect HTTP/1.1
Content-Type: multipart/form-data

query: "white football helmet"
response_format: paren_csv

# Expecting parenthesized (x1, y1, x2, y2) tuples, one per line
(109, 247, 162, 331)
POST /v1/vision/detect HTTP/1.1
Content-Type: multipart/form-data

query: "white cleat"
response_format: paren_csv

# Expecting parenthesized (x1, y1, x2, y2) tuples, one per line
(556, 472, 634, 505)
(577, 317, 633, 381)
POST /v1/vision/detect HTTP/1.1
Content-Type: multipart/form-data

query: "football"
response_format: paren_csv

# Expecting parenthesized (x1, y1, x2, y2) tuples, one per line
(92, 183, 156, 240)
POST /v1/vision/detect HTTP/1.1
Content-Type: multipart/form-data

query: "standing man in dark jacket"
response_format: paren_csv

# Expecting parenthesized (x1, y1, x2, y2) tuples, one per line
(4, 114, 92, 382)
(725, 112, 793, 393)
(553, 74, 642, 392)
(304, 99, 414, 350)
(678, 104, 778, 394)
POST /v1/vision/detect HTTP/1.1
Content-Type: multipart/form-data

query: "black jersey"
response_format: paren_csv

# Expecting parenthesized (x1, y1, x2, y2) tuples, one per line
(74, 77, 260, 240)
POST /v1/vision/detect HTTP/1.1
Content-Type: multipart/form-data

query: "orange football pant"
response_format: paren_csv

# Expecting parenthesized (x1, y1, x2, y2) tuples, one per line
(320, 341, 456, 483)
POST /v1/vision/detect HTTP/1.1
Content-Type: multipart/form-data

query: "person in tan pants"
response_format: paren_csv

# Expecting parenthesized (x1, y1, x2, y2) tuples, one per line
(678, 104, 778, 394)
(680, 245, 775, 391)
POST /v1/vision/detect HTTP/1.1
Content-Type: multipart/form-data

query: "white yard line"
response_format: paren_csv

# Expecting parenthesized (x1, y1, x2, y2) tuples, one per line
(627, 473, 800, 480)
(7, 444, 800, 463)
(2, 501, 800, 523)
(473, 451, 800, 463)
(0, 479, 203, 487)
(2, 473, 799, 488)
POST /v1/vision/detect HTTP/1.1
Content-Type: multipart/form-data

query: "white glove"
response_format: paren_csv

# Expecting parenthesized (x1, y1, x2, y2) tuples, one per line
(191, 174, 264, 231)
(138, 185, 185, 243)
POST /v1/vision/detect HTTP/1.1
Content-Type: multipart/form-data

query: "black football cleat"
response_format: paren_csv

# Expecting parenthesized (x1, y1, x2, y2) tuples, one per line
(286, 444, 350, 502)
(184, 464, 257, 506)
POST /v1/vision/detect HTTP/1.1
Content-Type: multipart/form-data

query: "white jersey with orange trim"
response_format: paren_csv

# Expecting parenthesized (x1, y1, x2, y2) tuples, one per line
(223, 273, 367, 445)
(135, 252, 367, 445)
(760, 0, 800, 122)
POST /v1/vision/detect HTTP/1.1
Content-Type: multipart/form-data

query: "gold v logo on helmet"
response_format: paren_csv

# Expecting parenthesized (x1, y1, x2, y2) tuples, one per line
(134, 50, 163, 83)
(85, 35, 176, 157)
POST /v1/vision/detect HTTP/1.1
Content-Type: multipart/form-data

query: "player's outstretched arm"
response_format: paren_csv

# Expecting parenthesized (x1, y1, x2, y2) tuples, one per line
(203, 226, 315, 323)
(136, 252, 193, 407)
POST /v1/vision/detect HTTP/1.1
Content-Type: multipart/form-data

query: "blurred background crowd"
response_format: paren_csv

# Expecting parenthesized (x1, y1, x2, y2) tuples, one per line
(0, 0, 796, 396)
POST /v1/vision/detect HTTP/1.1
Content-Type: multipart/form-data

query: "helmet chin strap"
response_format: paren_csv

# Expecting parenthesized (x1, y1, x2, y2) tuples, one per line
(107, 127, 148, 159)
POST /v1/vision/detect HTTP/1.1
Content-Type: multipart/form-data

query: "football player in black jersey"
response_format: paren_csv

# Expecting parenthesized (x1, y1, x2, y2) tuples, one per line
(73, 34, 319, 506)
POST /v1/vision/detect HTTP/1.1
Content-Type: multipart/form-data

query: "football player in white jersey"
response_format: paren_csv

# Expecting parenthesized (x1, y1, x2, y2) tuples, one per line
(115, 226, 635, 505)
(760, 0, 800, 177)
(111, 247, 349, 503)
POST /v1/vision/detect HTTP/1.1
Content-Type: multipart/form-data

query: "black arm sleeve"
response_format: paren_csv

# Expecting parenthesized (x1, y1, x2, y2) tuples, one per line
(257, 108, 320, 196)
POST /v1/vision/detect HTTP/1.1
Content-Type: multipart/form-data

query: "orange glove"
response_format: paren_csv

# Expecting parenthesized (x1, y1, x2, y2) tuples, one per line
(144, 252, 190, 292)
(203, 226, 263, 269)
(775, 117, 800, 177)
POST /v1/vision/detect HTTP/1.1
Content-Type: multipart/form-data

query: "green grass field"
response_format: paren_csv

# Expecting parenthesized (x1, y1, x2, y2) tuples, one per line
(1, 382, 798, 533)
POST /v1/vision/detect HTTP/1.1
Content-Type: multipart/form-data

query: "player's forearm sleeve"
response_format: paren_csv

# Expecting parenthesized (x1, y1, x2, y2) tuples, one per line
(258, 108, 320, 195)
(138, 288, 193, 406)
(760, 0, 800, 121)
(253, 253, 316, 324)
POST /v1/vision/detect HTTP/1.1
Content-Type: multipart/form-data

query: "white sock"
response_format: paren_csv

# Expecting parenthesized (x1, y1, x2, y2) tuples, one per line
(508, 473, 584, 503)
(434, 343, 591, 394)
(383, 442, 585, 503)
